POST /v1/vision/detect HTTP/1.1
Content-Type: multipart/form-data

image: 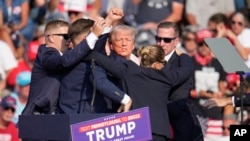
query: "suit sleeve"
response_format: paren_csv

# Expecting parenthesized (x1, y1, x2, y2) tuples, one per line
(234, 94, 250, 107)
(93, 33, 109, 54)
(93, 66, 126, 103)
(42, 39, 95, 72)
(156, 53, 194, 86)
(89, 51, 126, 79)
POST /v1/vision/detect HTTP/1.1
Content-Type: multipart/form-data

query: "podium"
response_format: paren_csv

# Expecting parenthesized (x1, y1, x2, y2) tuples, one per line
(19, 107, 152, 141)
(19, 114, 110, 141)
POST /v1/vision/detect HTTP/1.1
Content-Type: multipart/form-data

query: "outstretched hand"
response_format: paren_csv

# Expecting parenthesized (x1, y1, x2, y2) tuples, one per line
(203, 97, 232, 109)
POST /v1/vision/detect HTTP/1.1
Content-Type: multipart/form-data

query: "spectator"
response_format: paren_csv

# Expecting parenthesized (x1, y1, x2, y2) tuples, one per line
(129, 0, 184, 47)
(133, 0, 184, 25)
(185, 0, 235, 29)
(0, 28, 17, 58)
(0, 40, 17, 97)
(190, 29, 227, 138)
(6, 57, 31, 91)
(11, 71, 31, 124)
(229, 11, 250, 67)
(29, 0, 46, 24)
(208, 13, 250, 68)
(43, 0, 68, 24)
(64, 0, 88, 23)
(179, 26, 198, 57)
(0, 95, 19, 141)
(0, 0, 36, 42)
(87, 0, 105, 19)
(230, 12, 250, 46)
(26, 24, 45, 68)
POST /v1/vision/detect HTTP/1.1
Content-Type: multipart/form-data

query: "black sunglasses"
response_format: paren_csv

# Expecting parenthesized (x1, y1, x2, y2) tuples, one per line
(48, 34, 69, 40)
(198, 41, 207, 47)
(184, 37, 196, 42)
(68, 11, 80, 16)
(209, 29, 217, 35)
(155, 35, 176, 43)
(232, 20, 243, 26)
(4, 107, 15, 113)
(222, 126, 230, 130)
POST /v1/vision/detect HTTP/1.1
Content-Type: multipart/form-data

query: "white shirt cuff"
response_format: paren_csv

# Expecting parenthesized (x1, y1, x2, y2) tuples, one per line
(103, 26, 112, 34)
(86, 32, 98, 49)
(232, 96, 235, 106)
(121, 94, 131, 105)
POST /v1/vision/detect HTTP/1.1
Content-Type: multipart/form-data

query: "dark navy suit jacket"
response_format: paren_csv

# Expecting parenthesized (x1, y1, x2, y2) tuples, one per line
(235, 94, 250, 106)
(57, 34, 126, 114)
(165, 52, 193, 100)
(22, 39, 93, 115)
(88, 52, 193, 138)
(165, 52, 203, 141)
(94, 52, 129, 113)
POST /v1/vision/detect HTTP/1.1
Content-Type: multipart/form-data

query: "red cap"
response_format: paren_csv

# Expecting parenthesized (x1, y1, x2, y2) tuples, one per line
(7, 60, 31, 87)
(27, 41, 40, 61)
(196, 29, 214, 43)
(226, 73, 240, 84)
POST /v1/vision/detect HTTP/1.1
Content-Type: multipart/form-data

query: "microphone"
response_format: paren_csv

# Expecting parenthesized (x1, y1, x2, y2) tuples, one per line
(90, 59, 96, 113)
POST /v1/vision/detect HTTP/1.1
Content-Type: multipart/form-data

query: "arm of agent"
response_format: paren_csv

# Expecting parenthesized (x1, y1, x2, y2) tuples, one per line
(203, 94, 250, 108)
(43, 17, 106, 72)
(94, 66, 132, 112)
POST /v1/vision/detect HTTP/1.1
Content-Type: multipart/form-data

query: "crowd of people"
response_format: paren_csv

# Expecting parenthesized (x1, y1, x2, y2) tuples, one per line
(1, 0, 250, 141)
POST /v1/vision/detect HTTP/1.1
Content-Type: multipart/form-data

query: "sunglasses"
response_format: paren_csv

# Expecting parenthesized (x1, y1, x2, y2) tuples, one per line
(4, 107, 15, 113)
(232, 21, 243, 26)
(222, 126, 230, 130)
(184, 37, 196, 42)
(198, 42, 206, 47)
(48, 34, 70, 40)
(155, 35, 176, 43)
(68, 11, 80, 16)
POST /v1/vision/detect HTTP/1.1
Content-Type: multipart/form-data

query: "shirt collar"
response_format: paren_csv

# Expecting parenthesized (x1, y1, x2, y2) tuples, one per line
(164, 49, 175, 61)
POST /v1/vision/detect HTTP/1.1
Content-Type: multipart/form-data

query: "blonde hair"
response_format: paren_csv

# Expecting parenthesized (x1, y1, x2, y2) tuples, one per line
(137, 45, 165, 67)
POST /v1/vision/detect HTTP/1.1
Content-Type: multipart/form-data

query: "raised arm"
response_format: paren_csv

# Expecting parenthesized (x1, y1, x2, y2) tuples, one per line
(43, 17, 106, 72)
(42, 36, 95, 72)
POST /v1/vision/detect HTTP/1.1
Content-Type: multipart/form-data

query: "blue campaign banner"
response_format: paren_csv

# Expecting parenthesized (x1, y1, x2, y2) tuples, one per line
(70, 107, 152, 141)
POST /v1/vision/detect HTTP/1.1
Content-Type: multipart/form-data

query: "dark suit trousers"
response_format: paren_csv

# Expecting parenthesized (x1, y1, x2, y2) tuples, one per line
(151, 134, 171, 141)
(168, 99, 204, 141)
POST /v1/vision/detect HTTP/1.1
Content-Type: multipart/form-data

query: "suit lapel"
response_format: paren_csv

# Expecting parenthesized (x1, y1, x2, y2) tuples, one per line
(164, 51, 177, 69)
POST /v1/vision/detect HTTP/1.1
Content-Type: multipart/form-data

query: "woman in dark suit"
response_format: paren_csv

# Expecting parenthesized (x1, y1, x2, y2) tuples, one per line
(89, 45, 194, 141)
